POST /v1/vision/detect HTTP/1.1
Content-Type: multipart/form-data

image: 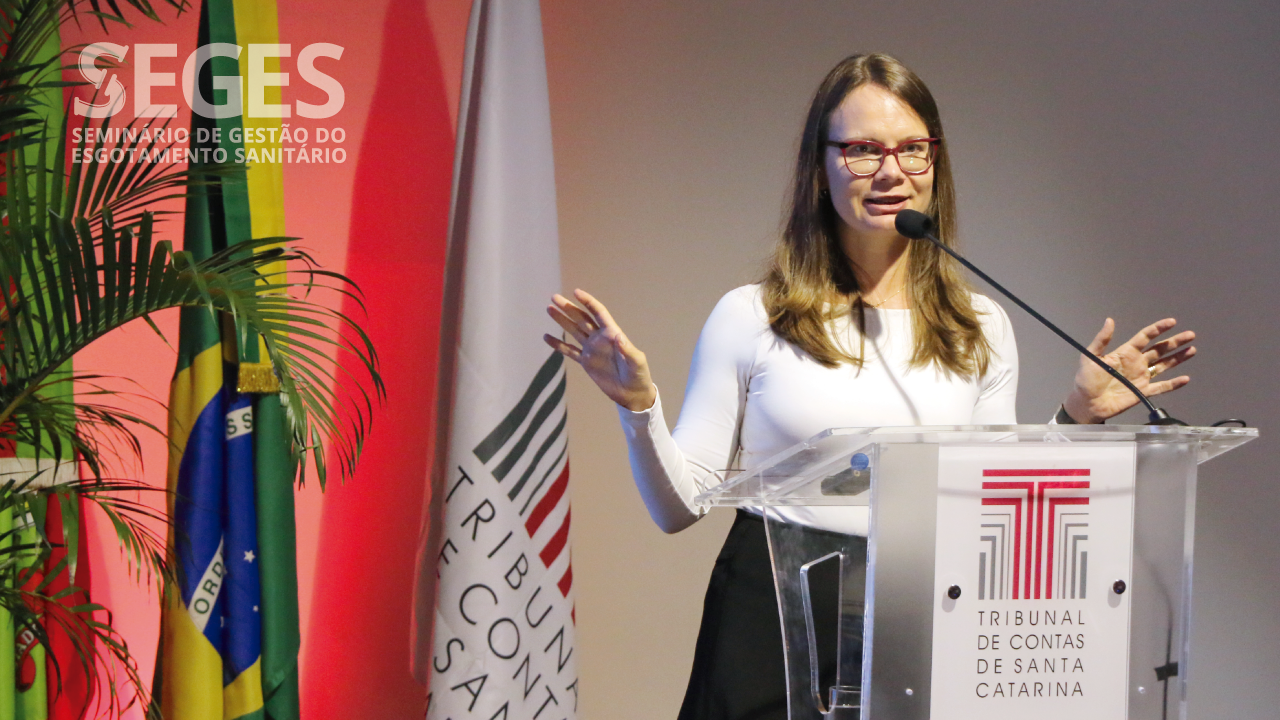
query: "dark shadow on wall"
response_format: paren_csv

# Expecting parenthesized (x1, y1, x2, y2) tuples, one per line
(302, 0, 455, 715)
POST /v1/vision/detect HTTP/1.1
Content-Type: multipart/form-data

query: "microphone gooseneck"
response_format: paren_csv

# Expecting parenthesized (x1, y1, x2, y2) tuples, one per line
(893, 209, 1185, 426)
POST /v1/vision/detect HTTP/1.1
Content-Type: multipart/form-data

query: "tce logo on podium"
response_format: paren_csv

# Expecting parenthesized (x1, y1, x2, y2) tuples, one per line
(931, 445, 1137, 720)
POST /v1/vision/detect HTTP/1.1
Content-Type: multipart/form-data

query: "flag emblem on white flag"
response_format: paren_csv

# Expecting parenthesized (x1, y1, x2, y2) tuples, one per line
(416, 0, 578, 717)
(430, 352, 576, 719)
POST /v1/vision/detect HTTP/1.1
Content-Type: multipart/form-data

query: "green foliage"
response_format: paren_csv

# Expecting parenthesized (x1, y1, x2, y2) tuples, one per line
(0, 0, 384, 713)
(1, 477, 166, 716)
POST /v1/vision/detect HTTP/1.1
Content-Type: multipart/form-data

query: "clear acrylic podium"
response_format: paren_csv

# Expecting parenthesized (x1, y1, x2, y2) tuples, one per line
(694, 425, 1256, 720)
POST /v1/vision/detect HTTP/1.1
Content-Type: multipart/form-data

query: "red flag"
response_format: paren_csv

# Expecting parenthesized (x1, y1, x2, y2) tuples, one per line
(44, 494, 95, 719)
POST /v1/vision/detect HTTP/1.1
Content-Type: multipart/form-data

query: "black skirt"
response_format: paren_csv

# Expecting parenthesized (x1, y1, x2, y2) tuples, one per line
(678, 510, 850, 720)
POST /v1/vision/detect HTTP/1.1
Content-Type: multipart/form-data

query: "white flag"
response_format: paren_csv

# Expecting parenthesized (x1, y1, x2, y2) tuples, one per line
(413, 0, 577, 718)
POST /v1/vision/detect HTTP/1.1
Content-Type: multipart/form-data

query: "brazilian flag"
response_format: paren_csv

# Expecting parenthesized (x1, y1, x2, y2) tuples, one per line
(155, 0, 299, 718)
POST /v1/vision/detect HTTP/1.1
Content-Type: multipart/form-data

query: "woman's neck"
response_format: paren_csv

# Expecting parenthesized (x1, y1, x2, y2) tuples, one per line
(841, 231, 911, 308)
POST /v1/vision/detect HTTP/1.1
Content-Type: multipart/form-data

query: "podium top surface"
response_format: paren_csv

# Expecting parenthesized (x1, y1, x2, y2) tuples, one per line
(695, 424, 1257, 507)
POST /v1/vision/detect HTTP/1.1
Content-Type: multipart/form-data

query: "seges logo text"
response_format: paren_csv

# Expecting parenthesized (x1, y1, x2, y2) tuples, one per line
(74, 42, 344, 120)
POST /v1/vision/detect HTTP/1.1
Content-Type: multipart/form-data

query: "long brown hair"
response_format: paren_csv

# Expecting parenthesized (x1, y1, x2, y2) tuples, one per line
(762, 53, 991, 376)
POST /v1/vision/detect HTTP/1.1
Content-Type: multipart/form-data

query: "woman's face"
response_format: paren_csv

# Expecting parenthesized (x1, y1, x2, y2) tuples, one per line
(823, 84, 935, 243)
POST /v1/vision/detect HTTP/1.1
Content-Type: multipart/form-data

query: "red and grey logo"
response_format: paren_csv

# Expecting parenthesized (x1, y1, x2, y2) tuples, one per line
(472, 352, 575, 602)
(978, 469, 1090, 601)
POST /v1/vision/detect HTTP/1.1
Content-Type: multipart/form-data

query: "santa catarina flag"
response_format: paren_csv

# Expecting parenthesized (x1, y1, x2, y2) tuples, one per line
(8, 20, 95, 720)
(10, 22, 60, 720)
(414, 0, 578, 717)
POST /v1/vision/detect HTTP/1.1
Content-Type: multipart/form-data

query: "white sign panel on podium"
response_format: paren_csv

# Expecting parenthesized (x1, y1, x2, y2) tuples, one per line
(930, 443, 1137, 719)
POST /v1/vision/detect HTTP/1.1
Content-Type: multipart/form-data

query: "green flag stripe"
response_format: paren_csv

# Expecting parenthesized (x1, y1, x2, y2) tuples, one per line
(17, 17, 70, 463)
(176, 0, 251, 371)
(255, 395, 299, 719)
(507, 412, 567, 502)
(492, 374, 567, 481)
(473, 352, 565, 463)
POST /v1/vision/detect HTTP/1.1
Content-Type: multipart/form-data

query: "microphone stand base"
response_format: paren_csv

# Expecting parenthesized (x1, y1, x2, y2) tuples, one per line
(1147, 409, 1189, 426)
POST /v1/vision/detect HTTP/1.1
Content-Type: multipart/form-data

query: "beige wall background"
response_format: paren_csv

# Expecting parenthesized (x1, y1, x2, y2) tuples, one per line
(540, 1, 1280, 717)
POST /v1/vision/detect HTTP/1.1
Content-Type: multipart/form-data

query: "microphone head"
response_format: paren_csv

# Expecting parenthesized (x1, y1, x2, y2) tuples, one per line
(894, 209, 935, 239)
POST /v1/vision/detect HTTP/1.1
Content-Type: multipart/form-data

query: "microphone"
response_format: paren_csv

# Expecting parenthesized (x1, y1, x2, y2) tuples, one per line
(894, 209, 1184, 426)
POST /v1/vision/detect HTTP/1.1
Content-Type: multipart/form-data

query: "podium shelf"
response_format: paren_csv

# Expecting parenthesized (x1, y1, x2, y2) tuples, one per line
(695, 424, 1256, 508)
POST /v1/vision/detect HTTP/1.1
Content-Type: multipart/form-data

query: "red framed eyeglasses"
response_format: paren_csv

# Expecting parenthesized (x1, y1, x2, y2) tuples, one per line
(825, 138, 940, 176)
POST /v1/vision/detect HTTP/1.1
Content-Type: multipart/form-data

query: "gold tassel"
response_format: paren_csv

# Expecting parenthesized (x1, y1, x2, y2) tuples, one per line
(225, 320, 281, 393)
(237, 361, 280, 394)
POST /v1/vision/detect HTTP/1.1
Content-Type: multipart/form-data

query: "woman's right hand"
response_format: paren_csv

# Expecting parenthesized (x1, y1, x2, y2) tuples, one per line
(544, 289, 657, 412)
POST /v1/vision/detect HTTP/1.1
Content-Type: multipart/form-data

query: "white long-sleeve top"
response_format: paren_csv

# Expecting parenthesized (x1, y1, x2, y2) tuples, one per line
(617, 284, 1019, 534)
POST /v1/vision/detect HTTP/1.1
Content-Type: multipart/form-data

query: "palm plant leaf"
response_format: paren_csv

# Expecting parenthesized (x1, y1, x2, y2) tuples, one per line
(0, 1, 383, 711)
(0, 208, 382, 489)
(0, 109, 383, 478)
(0, 478, 163, 715)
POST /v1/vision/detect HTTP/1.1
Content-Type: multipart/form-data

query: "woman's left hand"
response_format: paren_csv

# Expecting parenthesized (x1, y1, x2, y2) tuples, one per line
(1062, 318, 1196, 423)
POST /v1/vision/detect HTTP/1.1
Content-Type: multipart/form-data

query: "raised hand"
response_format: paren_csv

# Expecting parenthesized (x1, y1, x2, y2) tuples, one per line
(1062, 318, 1196, 423)
(544, 290, 658, 412)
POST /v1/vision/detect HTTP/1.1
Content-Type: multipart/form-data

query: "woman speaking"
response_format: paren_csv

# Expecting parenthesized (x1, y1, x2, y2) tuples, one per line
(544, 53, 1195, 720)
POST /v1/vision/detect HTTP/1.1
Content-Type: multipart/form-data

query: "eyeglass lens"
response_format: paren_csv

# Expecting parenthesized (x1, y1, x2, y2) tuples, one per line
(846, 141, 935, 175)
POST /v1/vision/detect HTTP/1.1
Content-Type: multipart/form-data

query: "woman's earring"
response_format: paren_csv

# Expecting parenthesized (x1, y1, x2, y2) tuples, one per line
(819, 188, 830, 199)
